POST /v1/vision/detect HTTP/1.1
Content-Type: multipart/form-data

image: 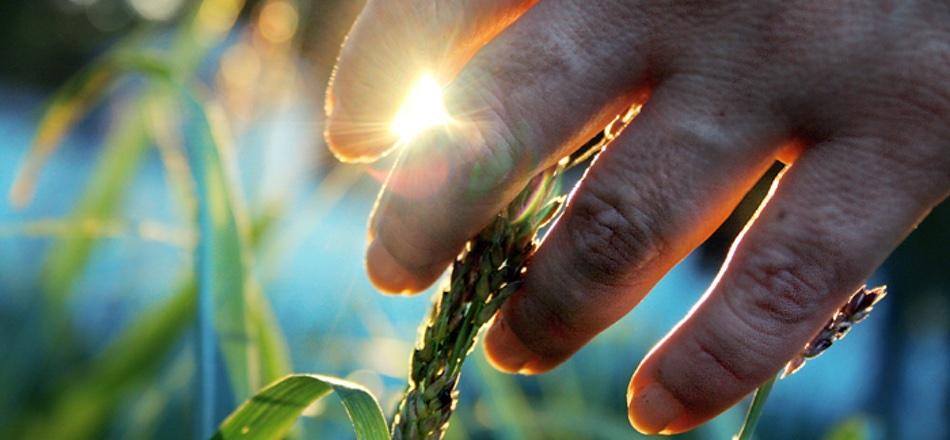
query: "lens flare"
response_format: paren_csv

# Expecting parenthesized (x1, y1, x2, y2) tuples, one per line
(391, 75, 451, 141)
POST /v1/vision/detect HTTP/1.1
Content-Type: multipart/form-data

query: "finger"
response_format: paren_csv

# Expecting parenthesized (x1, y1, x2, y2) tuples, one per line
(627, 137, 949, 435)
(325, 0, 538, 162)
(365, 1, 654, 293)
(483, 79, 786, 372)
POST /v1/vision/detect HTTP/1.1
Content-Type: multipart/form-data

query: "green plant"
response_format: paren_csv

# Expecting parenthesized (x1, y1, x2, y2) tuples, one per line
(389, 167, 564, 439)
(734, 285, 888, 440)
(4, 2, 299, 438)
(212, 166, 565, 440)
(213, 108, 634, 440)
(214, 374, 389, 440)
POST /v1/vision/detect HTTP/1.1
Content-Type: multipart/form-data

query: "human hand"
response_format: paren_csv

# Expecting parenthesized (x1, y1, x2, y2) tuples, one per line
(324, 0, 949, 434)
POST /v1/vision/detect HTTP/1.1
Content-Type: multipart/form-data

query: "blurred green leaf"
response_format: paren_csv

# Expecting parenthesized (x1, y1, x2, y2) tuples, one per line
(12, 277, 196, 440)
(10, 54, 132, 209)
(39, 104, 153, 313)
(31, 56, 179, 386)
(179, 89, 254, 435)
(471, 355, 534, 439)
(115, 50, 290, 427)
(56, 53, 285, 430)
(247, 284, 292, 385)
(175, 79, 291, 434)
(13, 51, 174, 312)
(824, 416, 871, 440)
(213, 374, 390, 440)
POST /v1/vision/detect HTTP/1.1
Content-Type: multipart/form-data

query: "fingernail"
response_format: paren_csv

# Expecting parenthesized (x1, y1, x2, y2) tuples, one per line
(628, 382, 685, 435)
(484, 314, 536, 374)
(365, 239, 419, 294)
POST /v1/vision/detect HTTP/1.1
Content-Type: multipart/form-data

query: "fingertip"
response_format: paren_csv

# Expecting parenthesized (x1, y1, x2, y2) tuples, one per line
(365, 239, 427, 294)
(483, 312, 537, 374)
(626, 380, 686, 436)
(627, 334, 735, 435)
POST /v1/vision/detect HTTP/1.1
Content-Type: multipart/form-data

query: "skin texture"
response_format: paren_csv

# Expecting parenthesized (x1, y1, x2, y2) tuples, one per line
(325, 0, 950, 435)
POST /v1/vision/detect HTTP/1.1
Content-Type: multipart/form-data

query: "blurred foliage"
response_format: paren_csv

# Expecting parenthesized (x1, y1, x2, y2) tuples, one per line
(2, 0, 294, 437)
(824, 417, 872, 440)
(14, 277, 196, 440)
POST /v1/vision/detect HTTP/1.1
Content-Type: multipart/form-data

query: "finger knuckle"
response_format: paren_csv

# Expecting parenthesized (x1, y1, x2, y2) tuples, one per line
(669, 106, 736, 153)
(448, 70, 530, 194)
(566, 184, 666, 287)
(733, 243, 831, 332)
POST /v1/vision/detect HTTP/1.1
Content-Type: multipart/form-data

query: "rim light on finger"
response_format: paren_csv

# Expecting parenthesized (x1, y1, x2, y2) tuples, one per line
(391, 74, 452, 142)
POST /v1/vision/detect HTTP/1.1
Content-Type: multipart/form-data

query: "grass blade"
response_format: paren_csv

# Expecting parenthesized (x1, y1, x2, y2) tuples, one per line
(735, 374, 777, 440)
(39, 104, 152, 314)
(9, 58, 121, 209)
(213, 374, 390, 440)
(56, 54, 289, 434)
(180, 90, 252, 433)
(247, 284, 292, 385)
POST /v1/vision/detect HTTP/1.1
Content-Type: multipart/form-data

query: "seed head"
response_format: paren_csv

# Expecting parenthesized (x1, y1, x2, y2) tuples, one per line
(783, 285, 887, 378)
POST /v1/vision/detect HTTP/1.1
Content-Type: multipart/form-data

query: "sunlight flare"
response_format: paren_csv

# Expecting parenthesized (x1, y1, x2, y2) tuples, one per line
(391, 74, 451, 141)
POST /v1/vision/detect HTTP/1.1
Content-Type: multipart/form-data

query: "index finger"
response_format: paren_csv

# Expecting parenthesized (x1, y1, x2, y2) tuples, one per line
(325, 0, 537, 162)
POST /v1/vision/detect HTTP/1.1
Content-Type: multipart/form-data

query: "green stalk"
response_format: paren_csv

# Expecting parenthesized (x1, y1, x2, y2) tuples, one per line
(735, 375, 777, 440)
(733, 285, 887, 439)
(390, 168, 565, 440)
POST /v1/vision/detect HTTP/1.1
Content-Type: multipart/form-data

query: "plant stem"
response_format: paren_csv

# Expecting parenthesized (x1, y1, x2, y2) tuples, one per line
(735, 374, 777, 440)
(388, 115, 632, 438)
(390, 169, 564, 440)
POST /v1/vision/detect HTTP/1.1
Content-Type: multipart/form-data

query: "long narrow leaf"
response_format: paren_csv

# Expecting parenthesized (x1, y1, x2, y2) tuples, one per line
(213, 374, 390, 440)
(12, 50, 175, 311)
(8, 53, 152, 208)
(64, 60, 285, 434)
(247, 284, 292, 385)
(38, 102, 150, 308)
(180, 90, 252, 434)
